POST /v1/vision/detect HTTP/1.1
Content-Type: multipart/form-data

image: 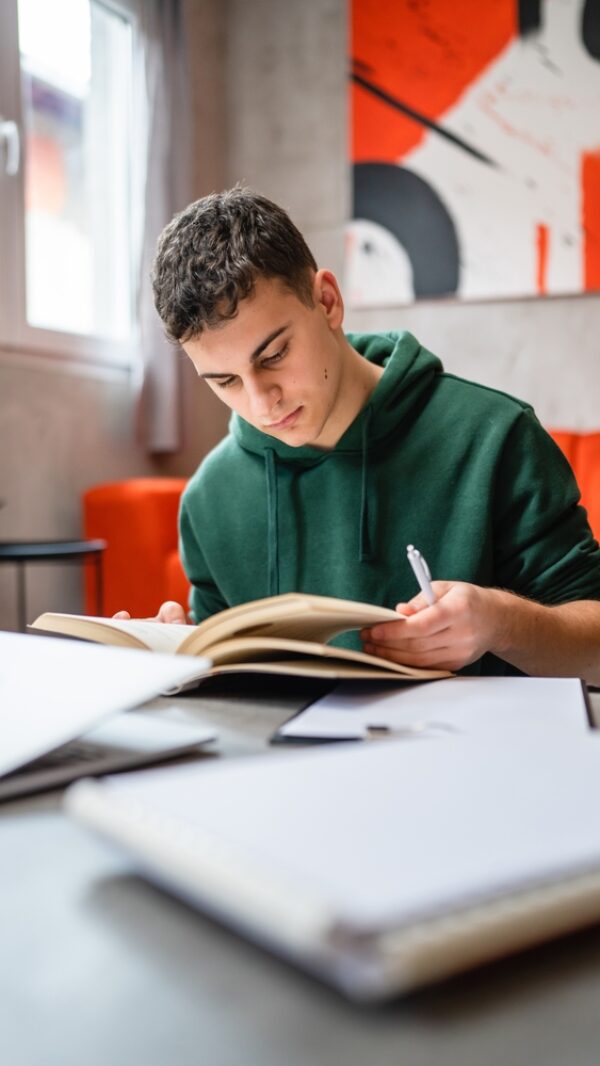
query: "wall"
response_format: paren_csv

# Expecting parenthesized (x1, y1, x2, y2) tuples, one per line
(0, 0, 229, 630)
(223, 0, 600, 433)
(347, 296, 600, 431)
(225, 0, 349, 280)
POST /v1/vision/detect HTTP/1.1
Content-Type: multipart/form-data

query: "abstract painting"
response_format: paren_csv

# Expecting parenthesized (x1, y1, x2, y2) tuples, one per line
(347, 0, 600, 305)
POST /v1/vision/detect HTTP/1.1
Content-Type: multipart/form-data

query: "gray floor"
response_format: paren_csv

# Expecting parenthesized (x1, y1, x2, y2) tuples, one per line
(3, 677, 600, 1066)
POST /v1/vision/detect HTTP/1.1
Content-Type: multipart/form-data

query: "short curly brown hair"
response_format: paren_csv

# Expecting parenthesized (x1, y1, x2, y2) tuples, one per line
(152, 186, 318, 342)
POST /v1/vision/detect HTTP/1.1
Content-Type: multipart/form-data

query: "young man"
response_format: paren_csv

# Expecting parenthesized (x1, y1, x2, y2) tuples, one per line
(120, 187, 600, 681)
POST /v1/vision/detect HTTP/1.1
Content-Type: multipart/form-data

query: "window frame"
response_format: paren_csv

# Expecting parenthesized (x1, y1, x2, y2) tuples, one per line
(0, 0, 141, 370)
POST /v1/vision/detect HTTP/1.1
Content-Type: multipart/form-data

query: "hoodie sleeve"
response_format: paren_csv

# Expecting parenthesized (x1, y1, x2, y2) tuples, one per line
(179, 495, 229, 624)
(492, 410, 600, 604)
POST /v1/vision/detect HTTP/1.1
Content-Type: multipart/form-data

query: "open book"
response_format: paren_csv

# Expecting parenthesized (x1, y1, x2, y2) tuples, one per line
(31, 592, 451, 685)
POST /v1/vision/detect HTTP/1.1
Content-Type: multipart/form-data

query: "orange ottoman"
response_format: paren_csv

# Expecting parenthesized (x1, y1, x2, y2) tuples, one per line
(548, 430, 600, 542)
(576, 433, 600, 542)
(83, 478, 189, 617)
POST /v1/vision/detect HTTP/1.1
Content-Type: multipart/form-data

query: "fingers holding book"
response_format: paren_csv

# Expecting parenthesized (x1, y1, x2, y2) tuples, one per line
(112, 601, 188, 625)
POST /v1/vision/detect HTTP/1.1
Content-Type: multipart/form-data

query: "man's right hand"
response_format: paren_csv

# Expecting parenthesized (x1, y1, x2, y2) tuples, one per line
(113, 601, 188, 624)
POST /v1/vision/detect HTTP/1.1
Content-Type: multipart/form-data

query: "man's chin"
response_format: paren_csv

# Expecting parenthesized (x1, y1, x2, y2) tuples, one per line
(263, 426, 319, 448)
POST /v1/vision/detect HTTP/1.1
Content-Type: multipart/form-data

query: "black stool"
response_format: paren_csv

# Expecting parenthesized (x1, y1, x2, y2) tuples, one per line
(0, 539, 107, 631)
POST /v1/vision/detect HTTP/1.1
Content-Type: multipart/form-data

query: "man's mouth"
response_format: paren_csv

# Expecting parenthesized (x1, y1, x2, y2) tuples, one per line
(264, 406, 303, 430)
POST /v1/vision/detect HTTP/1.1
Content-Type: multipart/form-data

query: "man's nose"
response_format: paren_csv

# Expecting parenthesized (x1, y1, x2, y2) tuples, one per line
(246, 376, 282, 416)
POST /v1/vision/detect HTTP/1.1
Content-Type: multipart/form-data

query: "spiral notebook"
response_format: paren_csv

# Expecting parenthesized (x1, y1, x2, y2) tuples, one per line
(66, 725, 600, 1001)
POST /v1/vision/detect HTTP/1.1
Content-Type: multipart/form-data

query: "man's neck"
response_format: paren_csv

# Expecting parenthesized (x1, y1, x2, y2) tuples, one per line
(316, 338, 385, 449)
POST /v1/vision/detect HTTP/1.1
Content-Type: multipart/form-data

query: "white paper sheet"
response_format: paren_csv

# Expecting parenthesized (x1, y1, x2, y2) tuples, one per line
(276, 676, 590, 741)
(0, 632, 211, 777)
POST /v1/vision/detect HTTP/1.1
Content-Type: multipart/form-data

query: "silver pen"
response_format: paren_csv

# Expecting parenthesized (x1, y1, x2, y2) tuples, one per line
(406, 544, 436, 605)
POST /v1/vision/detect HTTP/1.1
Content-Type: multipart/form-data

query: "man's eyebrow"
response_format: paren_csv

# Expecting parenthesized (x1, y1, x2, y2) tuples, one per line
(199, 323, 291, 379)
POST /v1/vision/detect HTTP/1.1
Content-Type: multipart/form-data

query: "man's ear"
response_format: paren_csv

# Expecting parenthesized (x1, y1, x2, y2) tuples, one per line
(313, 268, 344, 330)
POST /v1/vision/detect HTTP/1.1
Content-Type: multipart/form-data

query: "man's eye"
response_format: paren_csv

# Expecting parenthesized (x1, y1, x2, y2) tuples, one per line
(262, 343, 288, 368)
(215, 377, 236, 389)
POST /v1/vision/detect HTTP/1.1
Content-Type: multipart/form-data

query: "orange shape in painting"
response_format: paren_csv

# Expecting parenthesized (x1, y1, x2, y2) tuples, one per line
(351, 0, 517, 162)
(582, 149, 600, 292)
(536, 222, 549, 295)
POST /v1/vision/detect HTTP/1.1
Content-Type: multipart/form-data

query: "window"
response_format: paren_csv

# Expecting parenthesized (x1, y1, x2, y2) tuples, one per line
(0, 0, 139, 365)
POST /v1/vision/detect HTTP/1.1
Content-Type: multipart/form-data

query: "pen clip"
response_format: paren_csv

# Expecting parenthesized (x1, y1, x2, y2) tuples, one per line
(408, 546, 430, 581)
(364, 722, 460, 740)
(406, 543, 435, 605)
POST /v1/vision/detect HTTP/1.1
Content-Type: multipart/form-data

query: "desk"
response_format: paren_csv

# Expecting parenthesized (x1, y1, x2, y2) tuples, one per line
(2, 679, 600, 1066)
(0, 539, 106, 630)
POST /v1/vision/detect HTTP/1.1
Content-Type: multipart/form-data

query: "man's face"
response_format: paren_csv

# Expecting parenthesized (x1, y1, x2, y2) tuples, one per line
(182, 273, 350, 449)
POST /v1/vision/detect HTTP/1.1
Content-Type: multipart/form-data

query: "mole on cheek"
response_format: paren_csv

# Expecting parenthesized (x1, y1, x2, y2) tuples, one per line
(324, 368, 328, 379)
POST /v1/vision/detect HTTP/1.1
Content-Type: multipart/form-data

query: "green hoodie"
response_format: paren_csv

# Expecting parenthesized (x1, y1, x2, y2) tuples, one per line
(180, 331, 600, 674)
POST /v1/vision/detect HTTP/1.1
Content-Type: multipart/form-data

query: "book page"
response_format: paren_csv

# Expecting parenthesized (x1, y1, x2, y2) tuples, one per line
(179, 595, 401, 656)
(102, 619, 197, 654)
(204, 636, 449, 679)
(32, 613, 196, 655)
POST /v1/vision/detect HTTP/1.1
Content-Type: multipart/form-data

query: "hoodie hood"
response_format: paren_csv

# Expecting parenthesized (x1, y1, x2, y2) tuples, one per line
(230, 331, 443, 461)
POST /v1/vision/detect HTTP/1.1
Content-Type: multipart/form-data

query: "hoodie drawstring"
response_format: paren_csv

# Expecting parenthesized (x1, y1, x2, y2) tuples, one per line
(265, 448, 280, 595)
(359, 406, 374, 562)
(265, 408, 373, 586)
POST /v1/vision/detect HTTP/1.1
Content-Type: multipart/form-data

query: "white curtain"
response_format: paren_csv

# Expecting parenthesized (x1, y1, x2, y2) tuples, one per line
(131, 0, 191, 454)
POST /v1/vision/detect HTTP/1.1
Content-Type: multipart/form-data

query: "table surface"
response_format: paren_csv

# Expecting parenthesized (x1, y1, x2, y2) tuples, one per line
(3, 678, 600, 1066)
(0, 539, 106, 560)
